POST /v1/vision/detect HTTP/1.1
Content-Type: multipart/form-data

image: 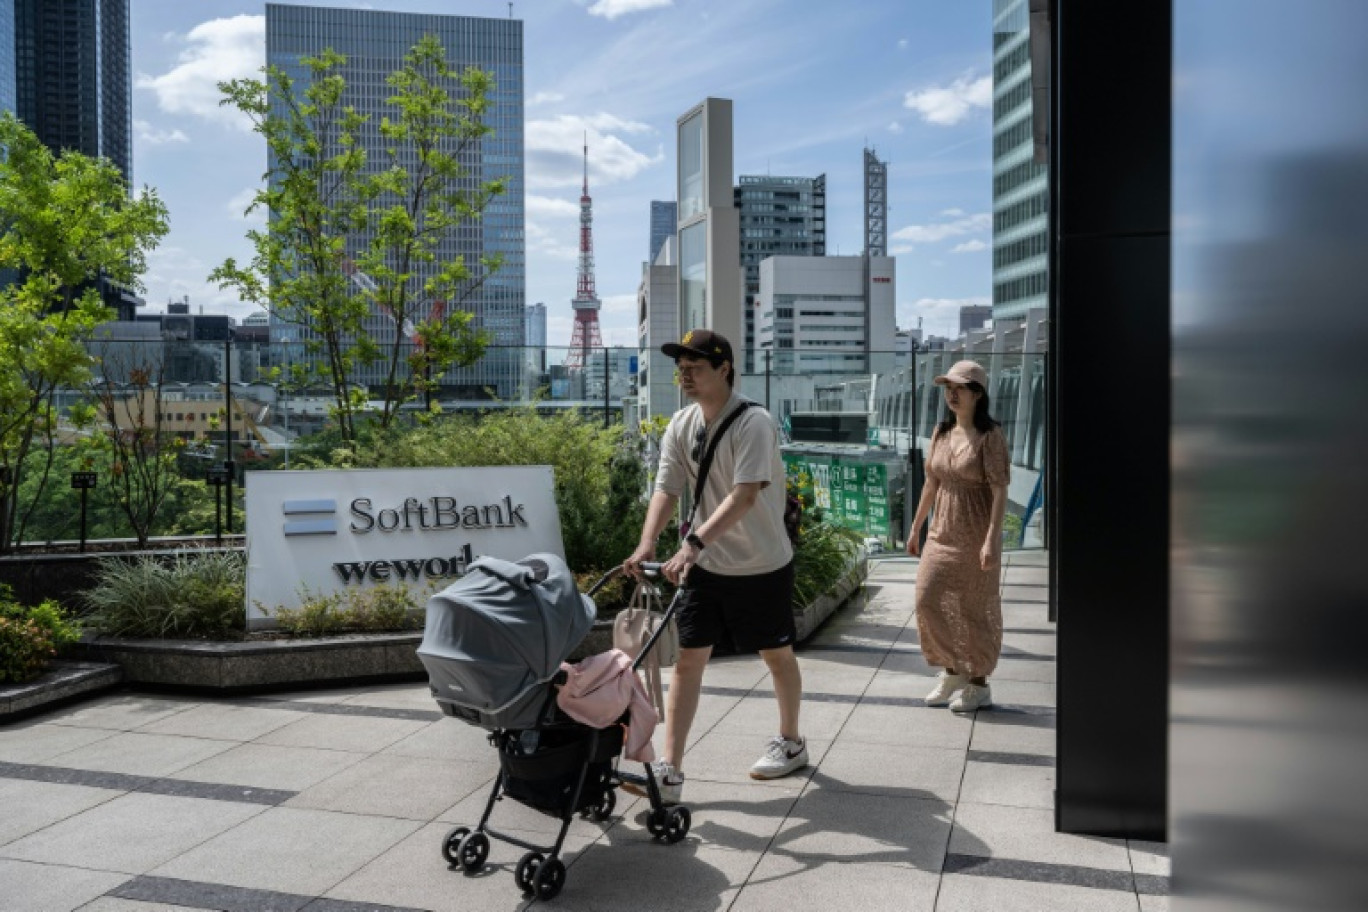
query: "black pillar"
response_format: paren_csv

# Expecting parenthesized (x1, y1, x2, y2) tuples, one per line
(1050, 0, 1169, 839)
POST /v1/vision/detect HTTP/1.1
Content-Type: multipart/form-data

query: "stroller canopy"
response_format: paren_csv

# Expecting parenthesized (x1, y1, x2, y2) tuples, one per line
(418, 553, 596, 727)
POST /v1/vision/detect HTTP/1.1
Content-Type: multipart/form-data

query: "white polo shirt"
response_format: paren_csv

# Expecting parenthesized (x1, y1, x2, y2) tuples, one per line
(655, 393, 793, 576)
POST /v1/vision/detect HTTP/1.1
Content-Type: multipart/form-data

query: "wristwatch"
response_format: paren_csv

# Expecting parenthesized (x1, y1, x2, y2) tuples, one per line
(685, 532, 706, 551)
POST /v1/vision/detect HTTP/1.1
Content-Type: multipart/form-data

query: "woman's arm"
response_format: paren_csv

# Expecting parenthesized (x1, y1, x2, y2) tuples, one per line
(980, 482, 1007, 570)
(906, 435, 942, 556)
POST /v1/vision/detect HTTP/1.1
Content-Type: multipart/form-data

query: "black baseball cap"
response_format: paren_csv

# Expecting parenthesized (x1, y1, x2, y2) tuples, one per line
(661, 328, 733, 366)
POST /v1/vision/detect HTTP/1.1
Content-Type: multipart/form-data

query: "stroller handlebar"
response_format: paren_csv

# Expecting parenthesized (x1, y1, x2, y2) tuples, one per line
(584, 561, 667, 598)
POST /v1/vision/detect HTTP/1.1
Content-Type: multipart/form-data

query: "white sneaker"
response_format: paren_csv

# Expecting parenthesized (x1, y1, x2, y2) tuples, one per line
(950, 682, 993, 713)
(749, 736, 809, 780)
(623, 760, 685, 804)
(925, 671, 967, 706)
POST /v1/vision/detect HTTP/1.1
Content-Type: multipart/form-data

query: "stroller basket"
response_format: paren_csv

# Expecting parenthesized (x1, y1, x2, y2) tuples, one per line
(499, 723, 623, 815)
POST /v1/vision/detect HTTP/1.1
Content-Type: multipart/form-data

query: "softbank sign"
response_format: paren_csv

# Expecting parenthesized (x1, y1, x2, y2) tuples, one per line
(245, 466, 563, 628)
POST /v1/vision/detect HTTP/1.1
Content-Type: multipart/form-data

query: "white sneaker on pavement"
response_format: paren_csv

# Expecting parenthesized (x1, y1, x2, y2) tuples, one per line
(623, 759, 684, 804)
(749, 735, 809, 780)
(925, 671, 968, 706)
(950, 682, 993, 713)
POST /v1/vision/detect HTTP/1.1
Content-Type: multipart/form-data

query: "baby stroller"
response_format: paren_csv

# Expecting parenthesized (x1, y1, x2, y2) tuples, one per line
(417, 553, 691, 901)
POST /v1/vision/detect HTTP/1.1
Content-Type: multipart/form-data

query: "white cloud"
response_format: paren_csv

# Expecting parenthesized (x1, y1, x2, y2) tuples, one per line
(951, 239, 988, 253)
(526, 220, 580, 262)
(528, 91, 565, 107)
(887, 121, 903, 134)
(134, 120, 190, 145)
(525, 113, 662, 190)
(904, 73, 992, 126)
(941, 207, 966, 217)
(526, 195, 580, 219)
(898, 38, 909, 50)
(601, 293, 637, 315)
(226, 187, 264, 223)
(587, 0, 673, 21)
(891, 211, 990, 247)
(136, 15, 265, 130)
(898, 296, 991, 337)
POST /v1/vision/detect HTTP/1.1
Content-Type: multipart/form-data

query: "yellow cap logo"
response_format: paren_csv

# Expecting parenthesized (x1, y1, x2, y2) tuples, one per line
(682, 330, 694, 344)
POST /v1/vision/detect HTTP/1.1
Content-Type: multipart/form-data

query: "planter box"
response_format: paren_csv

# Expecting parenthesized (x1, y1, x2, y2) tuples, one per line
(0, 660, 124, 724)
(794, 554, 869, 641)
(0, 541, 242, 609)
(73, 632, 424, 693)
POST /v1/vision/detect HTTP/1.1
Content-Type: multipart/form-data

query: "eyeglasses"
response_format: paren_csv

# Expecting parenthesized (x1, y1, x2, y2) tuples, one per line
(691, 426, 708, 462)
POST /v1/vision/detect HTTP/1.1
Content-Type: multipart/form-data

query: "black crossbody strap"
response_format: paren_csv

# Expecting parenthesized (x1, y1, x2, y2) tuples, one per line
(684, 400, 754, 529)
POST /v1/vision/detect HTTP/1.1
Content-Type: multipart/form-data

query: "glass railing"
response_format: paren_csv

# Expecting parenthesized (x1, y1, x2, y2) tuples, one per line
(13, 340, 1046, 550)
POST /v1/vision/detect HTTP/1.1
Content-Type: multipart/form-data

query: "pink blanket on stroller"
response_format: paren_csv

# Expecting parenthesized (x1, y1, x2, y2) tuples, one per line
(556, 649, 659, 762)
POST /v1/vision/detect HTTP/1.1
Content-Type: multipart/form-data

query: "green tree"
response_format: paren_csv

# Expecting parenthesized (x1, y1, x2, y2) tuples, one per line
(211, 37, 505, 451)
(0, 113, 169, 553)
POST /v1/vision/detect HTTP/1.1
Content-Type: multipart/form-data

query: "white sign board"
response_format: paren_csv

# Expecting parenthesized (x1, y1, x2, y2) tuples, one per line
(245, 466, 563, 628)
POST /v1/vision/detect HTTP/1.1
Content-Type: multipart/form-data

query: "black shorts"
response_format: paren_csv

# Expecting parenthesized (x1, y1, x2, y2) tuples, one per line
(676, 561, 797, 652)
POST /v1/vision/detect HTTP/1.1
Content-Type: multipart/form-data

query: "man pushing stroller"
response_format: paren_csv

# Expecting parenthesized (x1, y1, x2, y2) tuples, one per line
(623, 329, 808, 804)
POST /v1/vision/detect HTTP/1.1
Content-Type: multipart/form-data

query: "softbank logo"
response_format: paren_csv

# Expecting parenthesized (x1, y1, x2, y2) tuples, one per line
(282, 499, 338, 536)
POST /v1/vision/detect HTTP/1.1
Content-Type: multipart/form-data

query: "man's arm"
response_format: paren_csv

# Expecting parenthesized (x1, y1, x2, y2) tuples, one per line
(660, 481, 764, 584)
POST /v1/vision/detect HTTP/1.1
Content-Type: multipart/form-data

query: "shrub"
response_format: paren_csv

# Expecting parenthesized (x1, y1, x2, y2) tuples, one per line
(0, 617, 56, 685)
(0, 584, 81, 684)
(792, 519, 865, 610)
(78, 551, 246, 638)
(270, 582, 424, 637)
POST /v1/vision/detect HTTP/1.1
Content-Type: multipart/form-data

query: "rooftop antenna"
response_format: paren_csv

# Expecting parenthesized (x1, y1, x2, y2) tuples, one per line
(508, 2, 513, 17)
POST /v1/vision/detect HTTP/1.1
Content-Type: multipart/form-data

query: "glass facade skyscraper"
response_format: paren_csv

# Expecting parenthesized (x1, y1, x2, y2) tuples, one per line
(735, 174, 825, 372)
(991, 0, 1047, 322)
(649, 200, 676, 265)
(11, 0, 132, 180)
(265, 3, 525, 399)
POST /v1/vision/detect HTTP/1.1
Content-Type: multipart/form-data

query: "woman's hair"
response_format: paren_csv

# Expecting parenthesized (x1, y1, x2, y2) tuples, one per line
(936, 381, 1000, 437)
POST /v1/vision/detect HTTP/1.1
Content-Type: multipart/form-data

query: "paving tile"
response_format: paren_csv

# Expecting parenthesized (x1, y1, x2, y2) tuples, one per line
(1138, 895, 1170, 911)
(841, 702, 975, 750)
(1129, 839, 1171, 877)
(733, 853, 941, 912)
(287, 753, 492, 821)
(1, 791, 266, 874)
(325, 819, 599, 912)
(0, 858, 130, 912)
(950, 802, 1129, 871)
(255, 712, 429, 753)
(0, 779, 121, 847)
(75, 897, 221, 912)
(0, 721, 118, 764)
(650, 777, 803, 854)
(936, 871, 1140, 911)
(150, 807, 421, 895)
(167, 742, 367, 792)
(40, 695, 196, 732)
(709, 691, 855, 743)
(959, 760, 1055, 810)
(978, 678, 1055, 709)
(380, 717, 502, 763)
(44, 731, 237, 778)
(984, 656, 1055, 684)
(553, 839, 755, 910)
(968, 718, 1055, 756)
(1000, 632, 1056, 658)
(135, 702, 300, 741)
(770, 787, 951, 871)
(340, 684, 443, 713)
(813, 740, 965, 802)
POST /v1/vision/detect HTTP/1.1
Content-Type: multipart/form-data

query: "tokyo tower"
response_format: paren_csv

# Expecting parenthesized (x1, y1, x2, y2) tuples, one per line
(563, 136, 603, 371)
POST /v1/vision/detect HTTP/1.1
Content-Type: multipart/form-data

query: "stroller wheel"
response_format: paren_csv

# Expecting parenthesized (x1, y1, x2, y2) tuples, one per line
(646, 806, 668, 838)
(441, 826, 471, 866)
(664, 806, 692, 844)
(515, 851, 543, 894)
(533, 856, 566, 900)
(456, 831, 490, 873)
(587, 788, 617, 822)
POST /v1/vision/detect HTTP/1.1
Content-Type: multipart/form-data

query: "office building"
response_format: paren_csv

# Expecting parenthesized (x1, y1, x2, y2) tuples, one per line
(637, 237, 678, 420)
(991, 0, 1048, 322)
(648, 200, 676, 267)
(524, 302, 546, 375)
(11, 0, 132, 180)
(756, 255, 895, 376)
(735, 174, 826, 372)
(960, 304, 992, 335)
(265, 4, 525, 398)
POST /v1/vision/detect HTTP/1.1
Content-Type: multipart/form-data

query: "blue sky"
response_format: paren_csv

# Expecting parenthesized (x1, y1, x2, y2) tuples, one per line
(129, 0, 993, 346)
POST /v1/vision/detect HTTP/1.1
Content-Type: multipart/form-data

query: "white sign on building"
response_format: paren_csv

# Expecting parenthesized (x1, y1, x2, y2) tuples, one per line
(245, 466, 563, 628)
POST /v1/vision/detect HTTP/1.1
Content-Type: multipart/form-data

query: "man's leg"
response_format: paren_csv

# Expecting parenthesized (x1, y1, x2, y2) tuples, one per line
(758, 645, 802, 741)
(664, 644, 713, 769)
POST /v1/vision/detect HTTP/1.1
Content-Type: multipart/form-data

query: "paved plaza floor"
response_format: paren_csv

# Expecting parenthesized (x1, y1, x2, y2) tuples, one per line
(0, 551, 1169, 911)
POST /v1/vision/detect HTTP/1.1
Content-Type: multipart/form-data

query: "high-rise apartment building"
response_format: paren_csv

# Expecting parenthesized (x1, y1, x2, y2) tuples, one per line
(991, 0, 1048, 322)
(0, 2, 15, 115)
(524, 302, 546, 374)
(649, 200, 676, 266)
(735, 174, 826, 372)
(10, 0, 132, 179)
(265, 4, 525, 399)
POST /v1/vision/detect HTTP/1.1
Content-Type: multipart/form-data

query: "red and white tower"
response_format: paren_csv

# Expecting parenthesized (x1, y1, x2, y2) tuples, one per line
(563, 136, 603, 371)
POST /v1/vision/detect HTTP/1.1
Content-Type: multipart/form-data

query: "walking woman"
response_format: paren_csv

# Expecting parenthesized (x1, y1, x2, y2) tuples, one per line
(906, 360, 1010, 712)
